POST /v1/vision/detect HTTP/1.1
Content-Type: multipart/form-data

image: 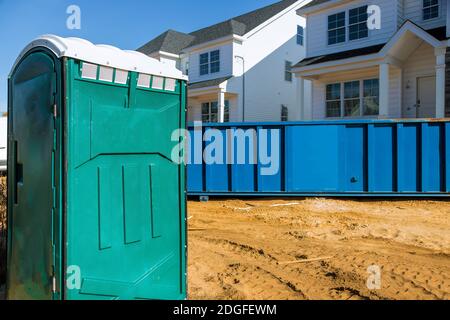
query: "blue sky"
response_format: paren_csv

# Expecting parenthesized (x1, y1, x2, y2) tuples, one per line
(0, 0, 277, 112)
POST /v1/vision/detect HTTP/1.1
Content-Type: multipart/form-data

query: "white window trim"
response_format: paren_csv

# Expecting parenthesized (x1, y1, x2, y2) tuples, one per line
(325, 78, 380, 119)
(348, 5, 369, 41)
(326, 5, 372, 48)
(297, 25, 304, 46)
(327, 11, 346, 46)
(201, 100, 230, 122)
(199, 50, 221, 76)
(343, 80, 361, 117)
(285, 60, 293, 82)
(281, 105, 289, 122)
(210, 50, 221, 74)
(199, 52, 209, 76)
(422, 0, 441, 21)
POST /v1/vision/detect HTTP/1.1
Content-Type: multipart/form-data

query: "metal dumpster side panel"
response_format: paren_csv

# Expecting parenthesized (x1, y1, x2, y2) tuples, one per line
(187, 120, 450, 197)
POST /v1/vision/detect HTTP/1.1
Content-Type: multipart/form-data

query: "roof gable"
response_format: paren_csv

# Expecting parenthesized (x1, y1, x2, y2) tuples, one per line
(138, 0, 299, 54)
(137, 30, 195, 55)
(301, 0, 332, 10)
(293, 22, 447, 69)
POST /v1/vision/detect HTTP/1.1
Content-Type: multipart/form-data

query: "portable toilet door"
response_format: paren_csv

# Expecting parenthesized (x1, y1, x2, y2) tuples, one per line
(7, 35, 188, 300)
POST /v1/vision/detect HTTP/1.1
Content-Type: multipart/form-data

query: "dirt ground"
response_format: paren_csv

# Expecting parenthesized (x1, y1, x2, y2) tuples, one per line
(187, 198, 450, 300)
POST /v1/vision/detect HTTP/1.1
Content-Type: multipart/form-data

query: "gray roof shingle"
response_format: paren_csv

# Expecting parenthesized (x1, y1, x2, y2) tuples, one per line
(300, 0, 332, 10)
(137, 30, 195, 55)
(294, 44, 385, 68)
(294, 25, 449, 68)
(188, 76, 232, 90)
(138, 0, 298, 55)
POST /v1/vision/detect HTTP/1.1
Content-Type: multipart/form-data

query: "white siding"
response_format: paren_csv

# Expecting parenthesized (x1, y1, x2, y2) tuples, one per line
(310, 67, 402, 119)
(306, 0, 398, 57)
(300, 0, 445, 121)
(187, 102, 202, 123)
(226, 1, 309, 122)
(388, 67, 402, 118)
(187, 43, 234, 84)
(397, 0, 404, 28)
(187, 97, 239, 123)
(403, 0, 447, 30)
(184, 0, 311, 123)
(402, 42, 436, 118)
(312, 80, 326, 119)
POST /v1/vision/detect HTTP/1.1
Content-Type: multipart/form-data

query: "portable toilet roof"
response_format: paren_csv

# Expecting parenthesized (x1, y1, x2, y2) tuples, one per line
(11, 34, 187, 81)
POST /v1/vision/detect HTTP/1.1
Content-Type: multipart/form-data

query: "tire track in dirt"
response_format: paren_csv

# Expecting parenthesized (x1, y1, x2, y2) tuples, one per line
(190, 235, 309, 300)
(188, 199, 450, 300)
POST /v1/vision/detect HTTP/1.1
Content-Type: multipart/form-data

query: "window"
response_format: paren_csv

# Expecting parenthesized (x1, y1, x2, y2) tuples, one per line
(326, 83, 342, 117)
(201, 100, 229, 122)
(297, 25, 304, 45)
(210, 50, 220, 73)
(363, 79, 379, 115)
(281, 105, 289, 122)
(224, 100, 230, 122)
(285, 61, 293, 82)
(328, 12, 346, 45)
(200, 53, 209, 75)
(199, 50, 220, 76)
(344, 81, 360, 116)
(349, 6, 368, 40)
(423, 0, 439, 20)
(326, 79, 379, 118)
(185, 61, 189, 76)
(202, 103, 211, 122)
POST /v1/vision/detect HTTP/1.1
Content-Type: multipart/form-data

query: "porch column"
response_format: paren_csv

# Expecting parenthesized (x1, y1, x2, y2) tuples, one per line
(435, 47, 446, 118)
(217, 89, 226, 123)
(379, 63, 390, 118)
(297, 76, 305, 120)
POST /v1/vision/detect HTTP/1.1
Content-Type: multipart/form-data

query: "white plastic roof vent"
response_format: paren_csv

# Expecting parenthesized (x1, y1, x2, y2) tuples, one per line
(152, 76, 164, 90)
(11, 34, 188, 80)
(115, 69, 128, 84)
(137, 74, 151, 88)
(165, 78, 176, 92)
(99, 66, 114, 82)
(81, 63, 97, 80)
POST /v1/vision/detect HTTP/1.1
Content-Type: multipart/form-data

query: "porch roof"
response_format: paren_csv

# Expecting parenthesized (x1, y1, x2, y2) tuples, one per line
(294, 25, 448, 69)
(188, 76, 232, 90)
(294, 44, 385, 68)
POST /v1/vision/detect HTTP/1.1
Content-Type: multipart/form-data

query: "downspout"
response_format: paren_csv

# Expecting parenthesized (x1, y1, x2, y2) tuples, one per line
(235, 55, 246, 122)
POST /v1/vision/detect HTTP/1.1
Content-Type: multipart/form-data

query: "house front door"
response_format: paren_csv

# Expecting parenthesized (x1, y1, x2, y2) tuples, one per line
(416, 76, 436, 118)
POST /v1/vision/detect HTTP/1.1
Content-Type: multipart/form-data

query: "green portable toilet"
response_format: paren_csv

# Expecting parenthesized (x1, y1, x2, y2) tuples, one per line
(7, 35, 187, 300)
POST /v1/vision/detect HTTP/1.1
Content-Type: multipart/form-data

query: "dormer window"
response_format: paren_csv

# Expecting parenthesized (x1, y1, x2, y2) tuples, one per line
(349, 6, 368, 40)
(423, 0, 439, 20)
(328, 12, 346, 45)
(200, 53, 209, 75)
(297, 25, 304, 45)
(199, 50, 221, 76)
(210, 50, 220, 73)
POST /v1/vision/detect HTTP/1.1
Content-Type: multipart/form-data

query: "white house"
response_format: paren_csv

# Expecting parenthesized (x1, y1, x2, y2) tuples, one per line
(292, 0, 450, 120)
(138, 0, 312, 123)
